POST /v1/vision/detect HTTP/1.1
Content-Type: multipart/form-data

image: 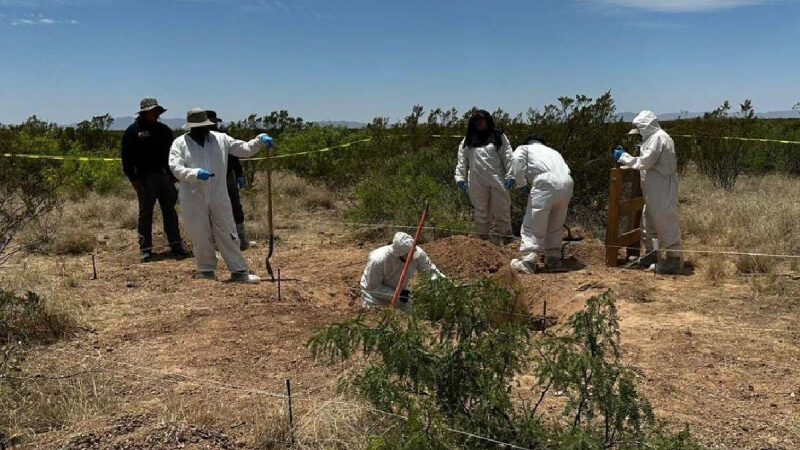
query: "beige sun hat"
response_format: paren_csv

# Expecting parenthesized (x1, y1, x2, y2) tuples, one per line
(138, 97, 166, 114)
(183, 108, 217, 130)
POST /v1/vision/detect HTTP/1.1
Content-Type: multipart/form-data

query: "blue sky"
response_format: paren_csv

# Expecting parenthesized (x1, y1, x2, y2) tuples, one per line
(0, 0, 798, 124)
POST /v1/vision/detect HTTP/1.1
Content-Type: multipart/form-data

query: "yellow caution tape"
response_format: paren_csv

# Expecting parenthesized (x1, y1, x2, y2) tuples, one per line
(2, 133, 797, 164)
(673, 135, 800, 145)
(241, 138, 374, 161)
(0, 153, 120, 162)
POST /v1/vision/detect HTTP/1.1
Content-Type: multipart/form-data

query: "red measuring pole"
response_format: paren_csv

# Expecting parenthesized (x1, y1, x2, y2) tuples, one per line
(391, 205, 430, 308)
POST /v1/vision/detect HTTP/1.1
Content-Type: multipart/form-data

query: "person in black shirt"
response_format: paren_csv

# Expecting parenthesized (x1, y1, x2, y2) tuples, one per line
(121, 98, 189, 262)
(206, 111, 250, 250)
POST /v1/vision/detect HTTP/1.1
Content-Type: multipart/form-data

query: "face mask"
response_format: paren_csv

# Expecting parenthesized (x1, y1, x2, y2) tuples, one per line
(189, 127, 210, 143)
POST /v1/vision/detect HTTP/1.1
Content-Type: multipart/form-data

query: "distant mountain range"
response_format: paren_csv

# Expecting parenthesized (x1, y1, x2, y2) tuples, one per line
(93, 112, 798, 131)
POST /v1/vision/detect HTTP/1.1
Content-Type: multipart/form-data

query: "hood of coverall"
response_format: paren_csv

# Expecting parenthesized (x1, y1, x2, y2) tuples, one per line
(390, 232, 415, 257)
(631, 111, 662, 141)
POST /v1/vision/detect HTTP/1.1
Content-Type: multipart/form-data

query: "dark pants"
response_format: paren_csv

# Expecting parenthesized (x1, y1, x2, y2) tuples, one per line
(136, 172, 181, 252)
(226, 171, 245, 225)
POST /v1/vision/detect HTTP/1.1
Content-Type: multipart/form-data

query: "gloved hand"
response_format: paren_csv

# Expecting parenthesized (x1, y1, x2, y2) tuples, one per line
(131, 180, 143, 193)
(613, 146, 625, 162)
(399, 289, 411, 304)
(259, 134, 274, 149)
(197, 169, 215, 181)
(504, 178, 515, 190)
(457, 181, 467, 193)
(236, 177, 246, 189)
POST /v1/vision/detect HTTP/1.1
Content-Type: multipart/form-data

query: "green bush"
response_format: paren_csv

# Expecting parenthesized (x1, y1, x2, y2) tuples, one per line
(310, 281, 704, 449)
(349, 146, 472, 233)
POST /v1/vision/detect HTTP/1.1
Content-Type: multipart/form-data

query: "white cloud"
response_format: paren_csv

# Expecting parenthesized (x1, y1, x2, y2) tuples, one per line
(0, 0, 102, 5)
(586, 0, 785, 12)
(11, 16, 78, 25)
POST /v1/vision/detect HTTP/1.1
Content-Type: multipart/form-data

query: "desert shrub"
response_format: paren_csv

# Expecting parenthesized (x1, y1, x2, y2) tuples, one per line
(0, 290, 76, 344)
(347, 94, 629, 235)
(50, 227, 98, 256)
(310, 282, 703, 449)
(349, 146, 472, 233)
(0, 158, 62, 265)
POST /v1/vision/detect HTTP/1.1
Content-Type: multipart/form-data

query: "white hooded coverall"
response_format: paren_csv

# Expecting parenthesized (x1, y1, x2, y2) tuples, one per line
(512, 142, 574, 261)
(454, 135, 514, 238)
(618, 111, 681, 254)
(360, 232, 444, 314)
(169, 131, 266, 273)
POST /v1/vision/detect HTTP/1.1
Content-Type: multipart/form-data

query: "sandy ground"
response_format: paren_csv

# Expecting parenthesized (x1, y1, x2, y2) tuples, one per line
(6, 208, 800, 450)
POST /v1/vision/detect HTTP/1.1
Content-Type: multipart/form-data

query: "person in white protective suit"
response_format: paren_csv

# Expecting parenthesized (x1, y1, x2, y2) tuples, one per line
(360, 232, 445, 314)
(613, 110, 682, 274)
(454, 110, 515, 242)
(509, 136, 574, 274)
(169, 108, 273, 283)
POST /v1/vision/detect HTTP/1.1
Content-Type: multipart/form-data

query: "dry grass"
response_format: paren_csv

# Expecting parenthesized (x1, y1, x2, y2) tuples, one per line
(702, 255, 729, 285)
(246, 171, 337, 213)
(680, 170, 800, 277)
(293, 398, 387, 450)
(19, 192, 140, 256)
(680, 170, 800, 253)
(0, 362, 115, 446)
(245, 170, 340, 242)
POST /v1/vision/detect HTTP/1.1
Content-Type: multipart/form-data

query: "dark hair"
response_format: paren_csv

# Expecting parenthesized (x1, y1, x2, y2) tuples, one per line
(465, 110, 503, 148)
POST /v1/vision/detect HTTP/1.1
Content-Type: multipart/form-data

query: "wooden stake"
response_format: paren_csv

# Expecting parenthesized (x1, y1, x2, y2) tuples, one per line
(285, 378, 295, 446)
(277, 269, 282, 301)
(542, 300, 548, 335)
(91, 254, 98, 280)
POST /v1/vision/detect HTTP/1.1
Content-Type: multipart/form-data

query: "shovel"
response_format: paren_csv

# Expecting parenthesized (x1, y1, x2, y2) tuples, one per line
(264, 143, 276, 282)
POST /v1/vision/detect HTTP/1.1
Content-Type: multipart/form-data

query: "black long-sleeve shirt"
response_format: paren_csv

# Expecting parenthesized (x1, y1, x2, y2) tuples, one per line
(121, 118, 175, 182)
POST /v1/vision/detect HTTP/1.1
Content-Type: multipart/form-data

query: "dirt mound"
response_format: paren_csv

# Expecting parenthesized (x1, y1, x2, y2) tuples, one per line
(425, 235, 514, 280)
(65, 415, 240, 450)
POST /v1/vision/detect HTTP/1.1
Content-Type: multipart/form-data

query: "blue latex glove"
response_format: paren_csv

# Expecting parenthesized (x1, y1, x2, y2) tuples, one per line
(197, 169, 215, 181)
(504, 178, 515, 190)
(613, 146, 625, 162)
(260, 134, 274, 149)
(236, 177, 246, 189)
(457, 181, 467, 193)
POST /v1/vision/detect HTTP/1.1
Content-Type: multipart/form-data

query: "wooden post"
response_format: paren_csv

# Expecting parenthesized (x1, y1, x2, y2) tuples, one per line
(277, 269, 282, 301)
(91, 254, 98, 280)
(542, 300, 548, 335)
(606, 168, 645, 267)
(285, 378, 295, 446)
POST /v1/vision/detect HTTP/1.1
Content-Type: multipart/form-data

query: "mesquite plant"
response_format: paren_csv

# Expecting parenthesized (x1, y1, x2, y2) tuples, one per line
(309, 281, 704, 449)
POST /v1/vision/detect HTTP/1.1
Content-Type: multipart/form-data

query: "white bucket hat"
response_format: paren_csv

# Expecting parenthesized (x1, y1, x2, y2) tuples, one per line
(183, 108, 217, 130)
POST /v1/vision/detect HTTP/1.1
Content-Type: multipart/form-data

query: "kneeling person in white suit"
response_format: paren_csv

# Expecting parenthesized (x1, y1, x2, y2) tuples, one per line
(510, 136, 574, 274)
(169, 108, 272, 283)
(360, 232, 445, 314)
